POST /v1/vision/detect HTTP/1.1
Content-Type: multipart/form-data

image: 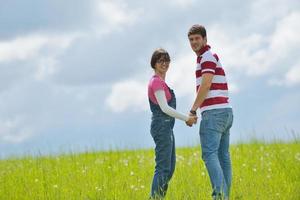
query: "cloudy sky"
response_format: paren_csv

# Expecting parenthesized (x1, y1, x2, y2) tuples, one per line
(0, 0, 299, 158)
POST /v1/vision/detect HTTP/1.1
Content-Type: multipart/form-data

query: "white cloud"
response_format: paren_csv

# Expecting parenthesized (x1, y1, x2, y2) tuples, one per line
(105, 79, 148, 113)
(167, 52, 196, 97)
(266, 11, 300, 86)
(93, 0, 142, 34)
(0, 35, 46, 62)
(209, 26, 267, 76)
(0, 33, 81, 83)
(0, 34, 77, 63)
(269, 11, 300, 57)
(229, 83, 240, 94)
(250, 0, 297, 25)
(0, 116, 35, 144)
(209, 10, 300, 78)
(34, 57, 59, 81)
(268, 62, 300, 87)
(166, 0, 196, 8)
(285, 66, 300, 85)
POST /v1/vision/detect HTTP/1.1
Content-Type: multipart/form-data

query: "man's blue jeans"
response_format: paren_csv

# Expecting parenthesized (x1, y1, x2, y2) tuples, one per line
(199, 108, 233, 199)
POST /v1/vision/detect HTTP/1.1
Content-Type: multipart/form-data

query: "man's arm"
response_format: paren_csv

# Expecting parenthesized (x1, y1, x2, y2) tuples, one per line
(190, 73, 214, 112)
(186, 73, 214, 126)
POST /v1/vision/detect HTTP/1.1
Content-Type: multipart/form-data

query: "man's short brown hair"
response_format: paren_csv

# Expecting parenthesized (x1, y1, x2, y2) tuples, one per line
(150, 48, 170, 69)
(188, 24, 206, 38)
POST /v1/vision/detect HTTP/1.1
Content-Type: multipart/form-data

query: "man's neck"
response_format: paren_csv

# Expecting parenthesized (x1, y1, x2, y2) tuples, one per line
(196, 44, 209, 56)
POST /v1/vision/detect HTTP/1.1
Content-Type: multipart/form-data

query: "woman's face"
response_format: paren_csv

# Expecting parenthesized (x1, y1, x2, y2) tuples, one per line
(154, 57, 170, 74)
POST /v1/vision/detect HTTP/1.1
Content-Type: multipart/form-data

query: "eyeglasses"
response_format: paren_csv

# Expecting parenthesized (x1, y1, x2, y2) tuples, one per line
(157, 59, 170, 64)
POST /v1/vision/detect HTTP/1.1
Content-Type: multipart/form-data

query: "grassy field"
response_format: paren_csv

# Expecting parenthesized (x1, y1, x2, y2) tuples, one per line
(0, 142, 299, 200)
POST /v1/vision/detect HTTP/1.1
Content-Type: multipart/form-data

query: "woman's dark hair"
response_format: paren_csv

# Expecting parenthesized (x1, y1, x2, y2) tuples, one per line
(150, 48, 170, 69)
(187, 24, 206, 38)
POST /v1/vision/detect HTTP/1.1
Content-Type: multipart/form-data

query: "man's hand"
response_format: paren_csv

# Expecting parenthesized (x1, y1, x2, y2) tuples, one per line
(185, 115, 197, 127)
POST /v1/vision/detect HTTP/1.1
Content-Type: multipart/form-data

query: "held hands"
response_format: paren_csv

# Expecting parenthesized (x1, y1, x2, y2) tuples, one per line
(185, 112, 198, 127)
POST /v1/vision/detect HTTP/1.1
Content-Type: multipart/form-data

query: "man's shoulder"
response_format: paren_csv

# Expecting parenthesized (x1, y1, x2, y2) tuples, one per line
(201, 50, 217, 63)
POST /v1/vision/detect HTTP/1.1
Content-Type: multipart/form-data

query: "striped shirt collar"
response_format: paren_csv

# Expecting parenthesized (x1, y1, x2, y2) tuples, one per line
(197, 45, 211, 56)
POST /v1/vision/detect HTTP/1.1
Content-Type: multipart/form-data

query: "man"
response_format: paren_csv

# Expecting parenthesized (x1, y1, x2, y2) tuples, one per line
(186, 24, 234, 200)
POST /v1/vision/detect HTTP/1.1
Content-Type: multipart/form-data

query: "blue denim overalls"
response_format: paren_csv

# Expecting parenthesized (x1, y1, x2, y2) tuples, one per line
(149, 86, 176, 198)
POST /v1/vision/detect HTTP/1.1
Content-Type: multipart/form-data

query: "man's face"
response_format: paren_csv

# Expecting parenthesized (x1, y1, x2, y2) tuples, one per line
(188, 34, 206, 53)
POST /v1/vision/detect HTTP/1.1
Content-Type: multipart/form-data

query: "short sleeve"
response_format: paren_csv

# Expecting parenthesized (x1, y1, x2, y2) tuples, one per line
(201, 53, 217, 75)
(150, 77, 164, 92)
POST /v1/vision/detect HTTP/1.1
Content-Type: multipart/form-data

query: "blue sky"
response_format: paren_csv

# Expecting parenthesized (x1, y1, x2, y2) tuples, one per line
(0, 0, 299, 158)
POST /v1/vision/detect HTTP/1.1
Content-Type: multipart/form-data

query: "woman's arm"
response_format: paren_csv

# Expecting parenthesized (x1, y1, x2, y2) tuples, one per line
(154, 90, 189, 121)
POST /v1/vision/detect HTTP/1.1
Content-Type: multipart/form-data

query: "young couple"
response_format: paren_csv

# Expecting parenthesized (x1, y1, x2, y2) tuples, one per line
(148, 25, 233, 200)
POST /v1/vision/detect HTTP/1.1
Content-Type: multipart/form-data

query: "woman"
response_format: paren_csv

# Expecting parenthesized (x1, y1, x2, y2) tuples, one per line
(148, 48, 197, 199)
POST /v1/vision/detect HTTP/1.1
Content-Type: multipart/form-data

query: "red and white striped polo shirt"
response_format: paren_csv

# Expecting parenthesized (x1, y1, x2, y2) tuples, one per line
(195, 45, 231, 112)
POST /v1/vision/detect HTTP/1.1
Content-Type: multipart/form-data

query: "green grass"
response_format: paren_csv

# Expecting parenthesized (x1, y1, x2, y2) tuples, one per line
(0, 142, 299, 200)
